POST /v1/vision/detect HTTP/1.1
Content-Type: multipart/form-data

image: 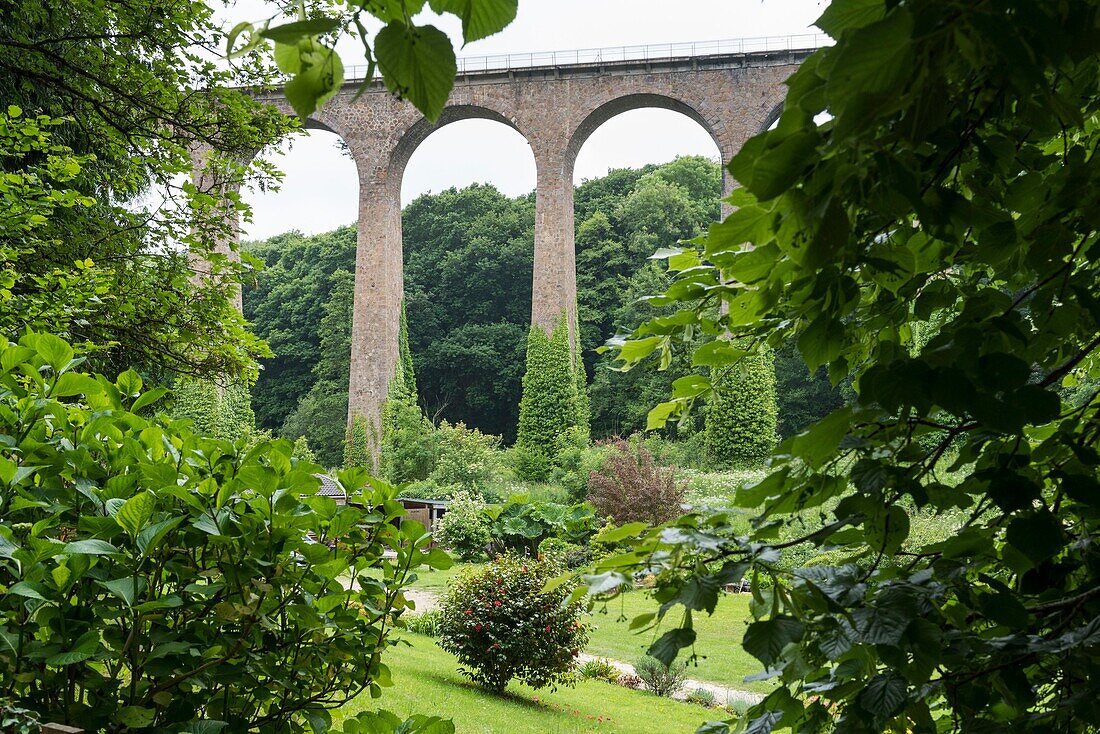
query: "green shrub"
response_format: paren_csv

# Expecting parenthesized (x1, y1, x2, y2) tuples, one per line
(549, 433, 606, 503)
(434, 491, 492, 561)
(634, 655, 688, 698)
(537, 536, 590, 569)
(438, 555, 588, 691)
(0, 333, 443, 732)
(515, 316, 584, 481)
(703, 347, 778, 466)
(0, 705, 39, 734)
(403, 609, 444, 638)
(381, 303, 437, 483)
(685, 689, 718, 708)
(577, 658, 621, 684)
(428, 421, 502, 498)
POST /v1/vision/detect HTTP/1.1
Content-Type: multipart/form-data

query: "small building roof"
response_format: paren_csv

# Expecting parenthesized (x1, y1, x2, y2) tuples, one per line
(315, 474, 347, 500)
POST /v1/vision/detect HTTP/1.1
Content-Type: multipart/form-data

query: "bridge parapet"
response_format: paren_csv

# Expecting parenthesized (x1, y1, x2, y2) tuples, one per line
(342, 34, 829, 83)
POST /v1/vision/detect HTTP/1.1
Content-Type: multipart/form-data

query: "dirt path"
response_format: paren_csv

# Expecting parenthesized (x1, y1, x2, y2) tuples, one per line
(405, 588, 764, 706)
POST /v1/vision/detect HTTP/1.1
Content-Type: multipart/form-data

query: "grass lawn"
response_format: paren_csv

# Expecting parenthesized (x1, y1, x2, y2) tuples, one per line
(340, 634, 719, 734)
(407, 562, 483, 593)
(585, 591, 774, 695)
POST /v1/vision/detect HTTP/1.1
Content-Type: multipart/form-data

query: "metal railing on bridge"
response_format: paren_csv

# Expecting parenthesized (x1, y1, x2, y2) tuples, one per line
(343, 34, 830, 82)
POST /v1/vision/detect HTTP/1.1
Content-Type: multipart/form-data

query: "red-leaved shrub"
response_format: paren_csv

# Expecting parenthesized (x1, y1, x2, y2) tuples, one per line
(586, 438, 685, 525)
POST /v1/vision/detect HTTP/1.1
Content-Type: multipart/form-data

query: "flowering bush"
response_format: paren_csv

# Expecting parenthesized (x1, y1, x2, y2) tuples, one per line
(438, 555, 588, 691)
(434, 491, 492, 560)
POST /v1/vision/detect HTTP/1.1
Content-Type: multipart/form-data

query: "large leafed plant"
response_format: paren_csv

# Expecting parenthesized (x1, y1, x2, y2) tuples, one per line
(0, 333, 450, 733)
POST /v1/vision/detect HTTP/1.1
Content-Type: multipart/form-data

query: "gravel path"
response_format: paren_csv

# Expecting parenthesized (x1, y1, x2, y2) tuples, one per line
(405, 588, 764, 706)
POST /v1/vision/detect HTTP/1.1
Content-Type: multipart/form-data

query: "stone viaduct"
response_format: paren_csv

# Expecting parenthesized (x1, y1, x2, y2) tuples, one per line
(195, 38, 819, 442)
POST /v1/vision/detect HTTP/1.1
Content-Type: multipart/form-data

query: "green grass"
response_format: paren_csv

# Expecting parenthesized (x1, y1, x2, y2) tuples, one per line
(407, 562, 483, 593)
(585, 591, 773, 694)
(340, 634, 718, 734)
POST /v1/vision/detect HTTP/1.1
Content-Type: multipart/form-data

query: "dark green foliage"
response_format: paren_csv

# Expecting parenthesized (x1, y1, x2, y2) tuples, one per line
(438, 555, 588, 692)
(404, 184, 535, 439)
(773, 340, 850, 437)
(278, 268, 354, 467)
(599, 2, 1100, 731)
(515, 317, 582, 480)
(703, 347, 778, 466)
(171, 378, 257, 443)
(0, 333, 445, 732)
(244, 229, 357, 431)
(0, 3, 289, 382)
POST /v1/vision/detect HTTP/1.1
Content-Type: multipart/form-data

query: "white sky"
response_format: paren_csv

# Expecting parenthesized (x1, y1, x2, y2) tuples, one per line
(233, 0, 827, 239)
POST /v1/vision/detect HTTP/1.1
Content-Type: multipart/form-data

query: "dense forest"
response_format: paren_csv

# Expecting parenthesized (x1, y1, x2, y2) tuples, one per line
(243, 157, 844, 465)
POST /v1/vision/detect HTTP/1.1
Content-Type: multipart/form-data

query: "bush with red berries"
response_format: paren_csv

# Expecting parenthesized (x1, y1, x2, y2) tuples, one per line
(437, 554, 588, 691)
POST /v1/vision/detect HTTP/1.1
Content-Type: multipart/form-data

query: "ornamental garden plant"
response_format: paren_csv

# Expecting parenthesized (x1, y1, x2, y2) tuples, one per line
(437, 554, 588, 692)
(0, 333, 445, 733)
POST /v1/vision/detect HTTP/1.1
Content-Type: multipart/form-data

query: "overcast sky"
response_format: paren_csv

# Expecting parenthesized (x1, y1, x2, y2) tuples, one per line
(233, 0, 827, 239)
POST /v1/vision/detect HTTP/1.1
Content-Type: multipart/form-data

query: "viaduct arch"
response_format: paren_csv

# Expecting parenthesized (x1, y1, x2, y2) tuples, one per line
(194, 40, 816, 446)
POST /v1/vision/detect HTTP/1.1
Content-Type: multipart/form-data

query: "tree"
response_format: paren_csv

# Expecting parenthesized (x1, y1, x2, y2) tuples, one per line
(596, 1, 1100, 731)
(0, 0, 290, 382)
(278, 268, 355, 466)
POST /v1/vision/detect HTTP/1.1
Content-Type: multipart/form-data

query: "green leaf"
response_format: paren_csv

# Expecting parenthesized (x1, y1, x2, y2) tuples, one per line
(825, 8, 914, 108)
(8, 581, 48, 600)
(742, 616, 804, 666)
(599, 521, 649, 543)
(51, 372, 102, 398)
(283, 42, 345, 119)
(116, 706, 156, 729)
(375, 22, 456, 123)
(131, 386, 169, 413)
(425, 547, 453, 570)
(115, 491, 156, 538)
(429, 0, 517, 43)
(115, 368, 143, 397)
(62, 539, 119, 556)
(46, 650, 94, 666)
(648, 627, 697, 667)
(1005, 510, 1064, 568)
(99, 576, 147, 606)
(815, 0, 885, 37)
(858, 673, 908, 717)
(260, 18, 341, 44)
(31, 333, 74, 371)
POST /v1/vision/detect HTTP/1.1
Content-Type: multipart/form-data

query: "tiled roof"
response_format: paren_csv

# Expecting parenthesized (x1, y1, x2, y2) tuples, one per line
(315, 474, 347, 500)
